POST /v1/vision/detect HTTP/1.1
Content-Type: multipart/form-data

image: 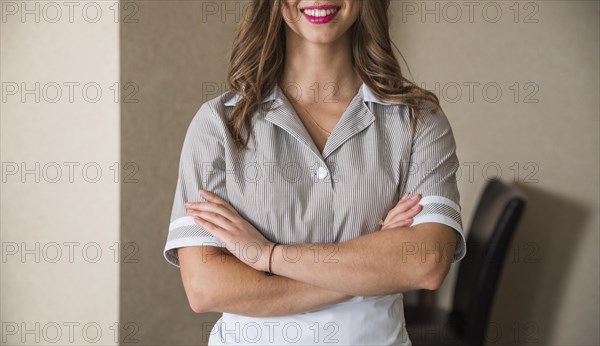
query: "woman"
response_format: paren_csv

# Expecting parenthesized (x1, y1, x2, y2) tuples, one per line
(163, 1, 467, 345)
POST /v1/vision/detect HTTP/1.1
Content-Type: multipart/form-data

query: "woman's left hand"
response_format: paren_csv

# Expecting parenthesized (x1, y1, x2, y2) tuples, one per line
(185, 189, 275, 272)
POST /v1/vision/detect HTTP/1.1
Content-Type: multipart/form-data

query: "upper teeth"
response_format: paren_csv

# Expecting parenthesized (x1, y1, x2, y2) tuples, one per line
(303, 8, 337, 17)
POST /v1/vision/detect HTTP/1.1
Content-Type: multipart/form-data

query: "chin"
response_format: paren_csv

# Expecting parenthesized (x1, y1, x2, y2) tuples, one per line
(302, 31, 341, 45)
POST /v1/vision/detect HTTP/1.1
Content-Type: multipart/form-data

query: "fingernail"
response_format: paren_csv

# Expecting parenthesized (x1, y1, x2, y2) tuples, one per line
(411, 193, 420, 200)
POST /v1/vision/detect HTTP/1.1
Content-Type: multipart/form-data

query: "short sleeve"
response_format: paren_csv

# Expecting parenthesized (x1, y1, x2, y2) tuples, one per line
(401, 105, 467, 264)
(163, 103, 227, 268)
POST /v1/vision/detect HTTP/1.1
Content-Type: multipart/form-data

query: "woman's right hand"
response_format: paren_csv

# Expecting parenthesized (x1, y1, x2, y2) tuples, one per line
(380, 192, 423, 229)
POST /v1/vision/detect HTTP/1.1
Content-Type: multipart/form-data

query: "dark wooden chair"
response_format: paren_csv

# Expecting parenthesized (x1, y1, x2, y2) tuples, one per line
(404, 178, 527, 346)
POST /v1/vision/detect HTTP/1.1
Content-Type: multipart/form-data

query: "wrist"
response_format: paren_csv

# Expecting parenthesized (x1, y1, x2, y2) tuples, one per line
(264, 242, 278, 276)
(270, 243, 289, 276)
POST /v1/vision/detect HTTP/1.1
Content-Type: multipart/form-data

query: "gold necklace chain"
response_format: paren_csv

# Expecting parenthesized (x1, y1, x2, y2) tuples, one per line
(286, 96, 332, 136)
(296, 103, 332, 136)
(280, 85, 331, 136)
(281, 80, 361, 138)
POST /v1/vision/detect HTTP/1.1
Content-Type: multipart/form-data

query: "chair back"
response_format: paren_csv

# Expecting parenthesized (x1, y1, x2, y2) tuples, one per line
(449, 178, 527, 345)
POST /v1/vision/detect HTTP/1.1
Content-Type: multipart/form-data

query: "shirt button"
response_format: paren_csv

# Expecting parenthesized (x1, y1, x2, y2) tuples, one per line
(317, 166, 328, 179)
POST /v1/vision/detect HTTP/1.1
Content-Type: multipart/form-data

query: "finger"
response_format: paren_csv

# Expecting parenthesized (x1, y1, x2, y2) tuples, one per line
(384, 219, 414, 229)
(199, 189, 238, 214)
(187, 209, 236, 232)
(381, 219, 408, 229)
(186, 201, 232, 216)
(398, 192, 410, 202)
(193, 217, 230, 242)
(395, 193, 421, 210)
(401, 193, 422, 206)
(186, 202, 237, 223)
(388, 194, 421, 220)
(396, 204, 423, 219)
(386, 205, 422, 227)
(383, 200, 421, 226)
(391, 193, 410, 209)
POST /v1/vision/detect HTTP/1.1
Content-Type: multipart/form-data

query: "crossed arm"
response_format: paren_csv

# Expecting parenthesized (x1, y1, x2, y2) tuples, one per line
(179, 246, 353, 317)
(268, 221, 456, 296)
(178, 190, 457, 316)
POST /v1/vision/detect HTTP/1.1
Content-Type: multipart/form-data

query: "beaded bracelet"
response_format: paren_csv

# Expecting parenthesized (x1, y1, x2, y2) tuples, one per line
(265, 243, 278, 276)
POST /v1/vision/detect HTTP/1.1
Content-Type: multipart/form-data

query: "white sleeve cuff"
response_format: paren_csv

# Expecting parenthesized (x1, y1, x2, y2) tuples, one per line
(163, 217, 225, 267)
(411, 195, 467, 263)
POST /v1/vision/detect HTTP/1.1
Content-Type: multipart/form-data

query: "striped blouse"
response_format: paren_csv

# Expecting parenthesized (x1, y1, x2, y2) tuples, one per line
(163, 82, 467, 345)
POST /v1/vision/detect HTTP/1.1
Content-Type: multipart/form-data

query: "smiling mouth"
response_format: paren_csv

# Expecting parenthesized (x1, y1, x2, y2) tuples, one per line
(300, 5, 341, 18)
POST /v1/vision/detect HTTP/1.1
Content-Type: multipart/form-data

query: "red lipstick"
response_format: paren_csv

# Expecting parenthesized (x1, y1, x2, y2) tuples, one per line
(300, 4, 341, 24)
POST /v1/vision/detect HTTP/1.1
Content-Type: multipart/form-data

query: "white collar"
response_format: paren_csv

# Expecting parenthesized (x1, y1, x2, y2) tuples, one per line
(224, 82, 392, 107)
(223, 86, 278, 107)
(360, 83, 392, 106)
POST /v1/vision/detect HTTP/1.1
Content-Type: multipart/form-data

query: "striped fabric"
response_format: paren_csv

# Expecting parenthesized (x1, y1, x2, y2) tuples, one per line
(163, 82, 467, 345)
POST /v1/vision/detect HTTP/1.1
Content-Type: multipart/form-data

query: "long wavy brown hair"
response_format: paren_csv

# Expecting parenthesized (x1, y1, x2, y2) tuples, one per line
(226, 0, 441, 156)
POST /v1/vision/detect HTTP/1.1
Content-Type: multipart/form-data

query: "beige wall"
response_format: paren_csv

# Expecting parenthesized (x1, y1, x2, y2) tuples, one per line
(119, 1, 238, 344)
(1, 1, 120, 345)
(2, 1, 598, 345)
(392, 1, 599, 344)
